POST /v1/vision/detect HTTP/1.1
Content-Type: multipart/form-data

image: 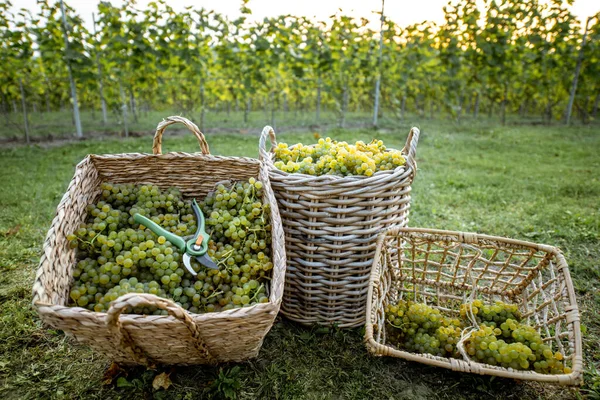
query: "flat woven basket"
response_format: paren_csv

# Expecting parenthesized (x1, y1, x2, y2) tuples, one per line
(259, 126, 419, 327)
(365, 227, 583, 385)
(32, 116, 286, 366)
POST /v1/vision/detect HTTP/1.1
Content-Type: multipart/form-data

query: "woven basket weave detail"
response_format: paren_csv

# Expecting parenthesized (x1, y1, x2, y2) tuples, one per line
(365, 227, 583, 385)
(32, 116, 286, 365)
(106, 293, 216, 366)
(259, 126, 419, 327)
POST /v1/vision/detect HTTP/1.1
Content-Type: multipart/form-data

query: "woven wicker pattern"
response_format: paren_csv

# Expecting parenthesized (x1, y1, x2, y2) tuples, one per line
(32, 116, 286, 366)
(259, 126, 419, 327)
(365, 227, 583, 385)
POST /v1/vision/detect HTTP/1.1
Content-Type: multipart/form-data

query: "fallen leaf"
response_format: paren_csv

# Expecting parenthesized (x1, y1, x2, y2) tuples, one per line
(4, 224, 21, 237)
(152, 372, 172, 391)
(103, 362, 123, 385)
(117, 377, 134, 388)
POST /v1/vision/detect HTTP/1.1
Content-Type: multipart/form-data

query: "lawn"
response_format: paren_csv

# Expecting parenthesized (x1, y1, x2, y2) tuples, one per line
(0, 121, 599, 399)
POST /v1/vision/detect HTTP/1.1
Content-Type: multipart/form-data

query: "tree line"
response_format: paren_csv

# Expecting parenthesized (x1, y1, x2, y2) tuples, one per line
(1, 0, 599, 141)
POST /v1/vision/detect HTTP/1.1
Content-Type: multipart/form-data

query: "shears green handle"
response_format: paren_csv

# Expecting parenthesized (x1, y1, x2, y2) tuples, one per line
(133, 200, 217, 273)
(133, 214, 186, 251)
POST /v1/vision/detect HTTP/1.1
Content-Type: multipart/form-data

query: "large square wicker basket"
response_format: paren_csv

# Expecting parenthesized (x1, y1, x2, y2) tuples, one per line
(259, 126, 419, 327)
(32, 117, 286, 366)
(365, 227, 583, 385)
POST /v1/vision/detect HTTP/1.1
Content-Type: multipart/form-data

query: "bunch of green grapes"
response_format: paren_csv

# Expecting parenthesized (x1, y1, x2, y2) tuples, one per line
(434, 324, 463, 357)
(67, 179, 272, 315)
(465, 320, 570, 374)
(128, 185, 197, 237)
(67, 183, 194, 313)
(385, 300, 463, 358)
(273, 137, 406, 177)
(386, 298, 572, 374)
(199, 177, 272, 311)
(86, 278, 168, 313)
(460, 299, 521, 327)
(385, 300, 411, 347)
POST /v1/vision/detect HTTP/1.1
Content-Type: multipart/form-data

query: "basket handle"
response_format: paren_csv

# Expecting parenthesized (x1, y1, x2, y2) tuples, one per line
(258, 125, 277, 163)
(401, 127, 419, 175)
(153, 116, 210, 155)
(106, 293, 216, 365)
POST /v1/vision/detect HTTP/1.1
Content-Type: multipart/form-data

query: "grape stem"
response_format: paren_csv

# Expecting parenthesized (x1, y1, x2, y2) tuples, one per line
(78, 224, 107, 246)
(216, 248, 236, 269)
(249, 284, 264, 302)
(205, 290, 223, 301)
(387, 320, 408, 330)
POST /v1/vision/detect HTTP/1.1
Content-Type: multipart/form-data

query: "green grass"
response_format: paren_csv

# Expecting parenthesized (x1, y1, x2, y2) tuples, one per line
(0, 121, 599, 399)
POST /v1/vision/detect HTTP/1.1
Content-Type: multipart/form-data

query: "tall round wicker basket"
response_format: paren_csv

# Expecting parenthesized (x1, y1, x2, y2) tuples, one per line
(259, 126, 419, 327)
(32, 117, 286, 366)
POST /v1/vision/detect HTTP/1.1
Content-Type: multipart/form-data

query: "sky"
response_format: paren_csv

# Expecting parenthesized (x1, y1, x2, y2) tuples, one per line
(10, 0, 600, 32)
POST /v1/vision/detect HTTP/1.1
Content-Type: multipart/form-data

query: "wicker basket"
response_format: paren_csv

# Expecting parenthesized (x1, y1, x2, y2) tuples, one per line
(32, 116, 286, 366)
(259, 126, 419, 327)
(365, 227, 583, 385)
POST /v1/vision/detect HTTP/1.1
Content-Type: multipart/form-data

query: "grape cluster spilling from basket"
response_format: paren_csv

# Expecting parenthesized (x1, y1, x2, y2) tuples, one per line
(33, 117, 582, 385)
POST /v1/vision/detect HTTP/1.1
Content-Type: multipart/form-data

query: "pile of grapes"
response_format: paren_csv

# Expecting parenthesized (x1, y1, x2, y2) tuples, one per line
(67, 178, 273, 315)
(273, 137, 406, 177)
(385, 299, 571, 375)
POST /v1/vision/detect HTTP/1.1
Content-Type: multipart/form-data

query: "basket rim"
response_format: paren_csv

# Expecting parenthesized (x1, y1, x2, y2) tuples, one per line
(89, 152, 261, 165)
(365, 337, 583, 385)
(34, 299, 280, 321)
(258, 125, 420, 185)
(261, 149, 414, 183)
(377, 227, 563, 254)
(364, 226, 584, 386)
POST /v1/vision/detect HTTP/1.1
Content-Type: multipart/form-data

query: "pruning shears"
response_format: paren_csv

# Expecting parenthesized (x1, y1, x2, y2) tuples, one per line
(133, 199, 218, 275)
